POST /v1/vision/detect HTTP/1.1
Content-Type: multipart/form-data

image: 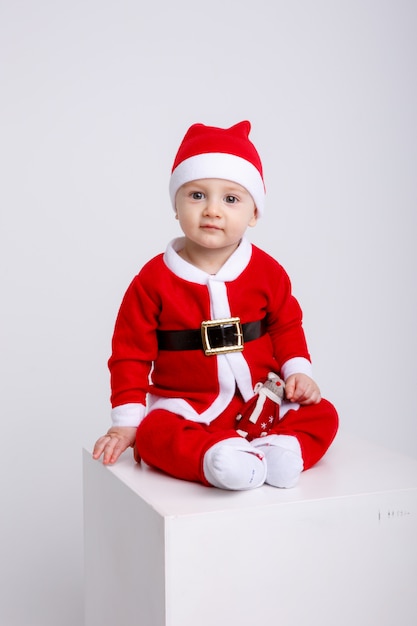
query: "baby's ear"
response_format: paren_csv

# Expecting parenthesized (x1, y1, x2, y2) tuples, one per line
(249, 207, 258, 227)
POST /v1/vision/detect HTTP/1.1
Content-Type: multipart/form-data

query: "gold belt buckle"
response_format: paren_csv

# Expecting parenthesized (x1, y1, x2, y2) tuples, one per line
(201, 317, 244, 356)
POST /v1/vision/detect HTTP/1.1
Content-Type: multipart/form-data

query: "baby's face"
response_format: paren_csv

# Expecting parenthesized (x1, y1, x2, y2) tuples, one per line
(175, 178, 257, 253)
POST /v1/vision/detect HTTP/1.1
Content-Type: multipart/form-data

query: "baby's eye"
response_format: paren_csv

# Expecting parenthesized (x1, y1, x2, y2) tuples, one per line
(191, 191, 204, 200)
(225, 195, 238, 204)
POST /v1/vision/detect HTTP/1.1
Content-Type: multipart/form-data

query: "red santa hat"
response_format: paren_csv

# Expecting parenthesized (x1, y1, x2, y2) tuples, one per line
(169, 121, 265, 215)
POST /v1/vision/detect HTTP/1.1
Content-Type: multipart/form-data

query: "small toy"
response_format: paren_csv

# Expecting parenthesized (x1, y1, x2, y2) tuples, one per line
(235, 372, 285, 440)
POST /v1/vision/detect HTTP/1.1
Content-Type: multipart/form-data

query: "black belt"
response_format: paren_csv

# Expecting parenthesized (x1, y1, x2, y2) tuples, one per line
(157, 317, 267, 356)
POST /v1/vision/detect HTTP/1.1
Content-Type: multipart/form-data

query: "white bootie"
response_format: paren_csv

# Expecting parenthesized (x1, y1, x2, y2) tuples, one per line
(203, 438, 267, 490)
(251, 434, 303, 488)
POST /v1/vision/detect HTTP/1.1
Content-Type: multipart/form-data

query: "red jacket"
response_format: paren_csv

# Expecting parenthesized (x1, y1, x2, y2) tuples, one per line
(109, 237, 311, 426)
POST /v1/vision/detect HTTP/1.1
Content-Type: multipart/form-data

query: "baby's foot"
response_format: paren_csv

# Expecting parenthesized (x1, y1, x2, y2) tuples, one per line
(203, 438, 267, 490)
(252, 434, 303, 488)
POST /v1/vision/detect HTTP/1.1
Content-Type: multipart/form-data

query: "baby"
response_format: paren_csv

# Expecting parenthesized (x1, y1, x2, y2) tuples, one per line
(93, 121, 338, 490)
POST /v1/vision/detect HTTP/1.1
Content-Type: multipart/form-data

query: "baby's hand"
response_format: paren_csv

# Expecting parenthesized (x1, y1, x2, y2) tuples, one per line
(284, 373, 321, 405)
(92, 426, 137, 465)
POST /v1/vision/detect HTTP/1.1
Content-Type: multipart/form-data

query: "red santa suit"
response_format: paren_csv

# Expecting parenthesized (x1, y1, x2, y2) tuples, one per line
(109, 236, 338, 485)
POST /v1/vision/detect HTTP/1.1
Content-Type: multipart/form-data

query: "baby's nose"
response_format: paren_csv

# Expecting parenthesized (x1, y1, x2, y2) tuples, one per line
(205, 199, 221, 216)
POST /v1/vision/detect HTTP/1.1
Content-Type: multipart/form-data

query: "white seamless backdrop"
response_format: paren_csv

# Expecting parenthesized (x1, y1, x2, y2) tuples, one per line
(1, 1, 416, 624)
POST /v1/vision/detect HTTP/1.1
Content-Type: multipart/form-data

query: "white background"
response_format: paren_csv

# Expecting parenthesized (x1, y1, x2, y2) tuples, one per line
(1, 1, 416, 624)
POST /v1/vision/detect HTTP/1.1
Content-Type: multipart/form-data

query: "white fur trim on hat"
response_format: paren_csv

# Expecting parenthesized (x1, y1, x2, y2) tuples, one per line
(169, 152, 265, 216)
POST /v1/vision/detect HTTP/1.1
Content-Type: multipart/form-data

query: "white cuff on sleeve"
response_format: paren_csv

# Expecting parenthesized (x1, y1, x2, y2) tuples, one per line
(281, 357, 313, 381)
(111, 403, 146, 428)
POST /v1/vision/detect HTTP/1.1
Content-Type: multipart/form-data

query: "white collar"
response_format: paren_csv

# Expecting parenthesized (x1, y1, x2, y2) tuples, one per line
(163, 237, 253, 285)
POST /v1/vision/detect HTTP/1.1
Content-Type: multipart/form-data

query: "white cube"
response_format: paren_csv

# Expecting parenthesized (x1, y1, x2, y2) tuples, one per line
(84, 434, 417, 626)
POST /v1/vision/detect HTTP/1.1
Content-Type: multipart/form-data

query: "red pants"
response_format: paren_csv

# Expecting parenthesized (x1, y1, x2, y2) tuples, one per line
(136, 395, 338, 486)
